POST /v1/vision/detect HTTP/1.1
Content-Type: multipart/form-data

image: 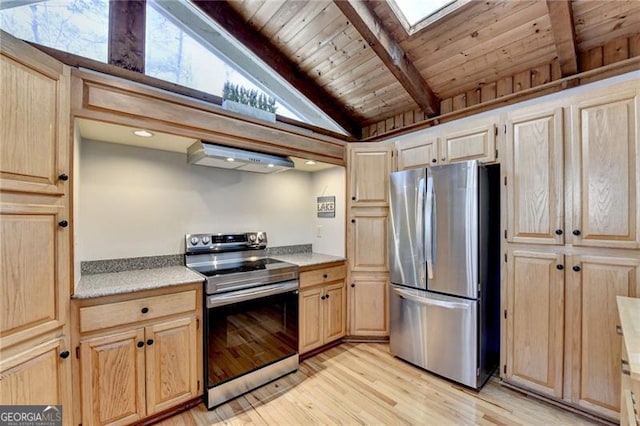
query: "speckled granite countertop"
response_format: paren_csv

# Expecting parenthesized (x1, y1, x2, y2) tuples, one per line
(74, 266, 204, 299)
(272, 252, 346, 268)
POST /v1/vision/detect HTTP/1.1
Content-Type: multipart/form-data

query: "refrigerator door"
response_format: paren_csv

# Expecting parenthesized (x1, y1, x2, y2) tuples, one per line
(389, 168, 427, 290)
(427, 161, 479, 299)
(389, 285, 479, 388)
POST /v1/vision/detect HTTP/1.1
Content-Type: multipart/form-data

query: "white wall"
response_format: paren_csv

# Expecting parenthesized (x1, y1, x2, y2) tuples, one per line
(311, 167, 346, 257)
(78, 140, 344, 261)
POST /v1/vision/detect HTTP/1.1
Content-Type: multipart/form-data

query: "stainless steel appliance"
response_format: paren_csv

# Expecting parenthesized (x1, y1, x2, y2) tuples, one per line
(184, 232, 299, 408)
(388, 160, 500, 389)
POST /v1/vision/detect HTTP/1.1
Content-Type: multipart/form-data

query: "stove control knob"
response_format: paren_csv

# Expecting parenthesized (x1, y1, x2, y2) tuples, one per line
(248, 234, 257, 242)
(257, 233, 265, 242)
(190, 236, 199, 246)
(202, 236, 211, 245)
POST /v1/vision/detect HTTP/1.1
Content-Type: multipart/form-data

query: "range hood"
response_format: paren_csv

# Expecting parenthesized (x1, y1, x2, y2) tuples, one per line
(187, 141, 294, 174)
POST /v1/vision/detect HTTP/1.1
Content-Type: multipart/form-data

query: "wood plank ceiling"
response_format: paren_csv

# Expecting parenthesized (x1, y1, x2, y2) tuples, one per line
(195, 0, 640, 138)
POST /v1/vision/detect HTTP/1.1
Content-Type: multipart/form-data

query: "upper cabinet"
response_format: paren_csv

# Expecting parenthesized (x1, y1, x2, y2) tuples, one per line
(506, 107, 564, 245)
(395, 117, 497, 171)
(1, 36, 70, 196)
(570, 88, 640, 249)
(348, 144, 393, 207)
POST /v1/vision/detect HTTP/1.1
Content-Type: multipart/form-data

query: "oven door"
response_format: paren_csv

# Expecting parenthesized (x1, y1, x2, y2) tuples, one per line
(204, 280, 299, 399)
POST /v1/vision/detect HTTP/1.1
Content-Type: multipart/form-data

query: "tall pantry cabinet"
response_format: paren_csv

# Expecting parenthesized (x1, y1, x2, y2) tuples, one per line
(0, 32, 73, 413)
(347, 143, 393, 336)
(502, 80, 640, 421)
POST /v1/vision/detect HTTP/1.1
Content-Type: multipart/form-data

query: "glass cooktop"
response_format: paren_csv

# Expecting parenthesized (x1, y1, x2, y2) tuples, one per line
(191, 258, 287, 277)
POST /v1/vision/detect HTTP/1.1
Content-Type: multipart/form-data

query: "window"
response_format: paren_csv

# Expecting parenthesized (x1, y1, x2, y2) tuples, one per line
(388, 0, 465, 34)
(0, 0, 109, 62)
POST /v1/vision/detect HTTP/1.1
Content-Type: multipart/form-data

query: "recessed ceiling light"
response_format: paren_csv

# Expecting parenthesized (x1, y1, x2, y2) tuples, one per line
(226, 158, 235, 162)
(267, 164, 275, 168)
(133, 129, 154, 138)
(305, 160, 316, 165)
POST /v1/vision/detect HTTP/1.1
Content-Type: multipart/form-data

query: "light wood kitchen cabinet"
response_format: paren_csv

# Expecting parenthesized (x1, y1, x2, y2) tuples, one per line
(441, 122, 496, 164)
(505, 107, 564, 245)
(0, 33, 73, 419)
(565, 254, 640, 420)
(299, 262, 346, 355)
(349, 208, 388, 272)
(348, 144, 393, 207)
(73, 284, 202, 426)
(396, 137, 439, 170)
(348, 274, 389, 336)
(570, 88, 640, 249)
(0, 337, 72, 406)
(505, 249, 565, 398)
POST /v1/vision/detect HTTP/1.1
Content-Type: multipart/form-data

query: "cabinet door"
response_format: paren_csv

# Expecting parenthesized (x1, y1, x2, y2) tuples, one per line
(0, 337, 72, 407)
(396, 137, 439, 170)
(145, 317, 198, 415)
(349, 275, 389, 336)
(1, 203, 69, 349)
(81, 329, 146, 426)
(506, 108, 564, 245)
(324, 281, 346, 343)
(349, 145, 392, 206)
(505, 249, 564, 398)
(442, 123, 496, 164)
(0, 32, 70, 195)
(349, 210, 388, 272)
(570, 90, 640, 248)
(299, 287, 324, 354)
(567, 255, 640, 420)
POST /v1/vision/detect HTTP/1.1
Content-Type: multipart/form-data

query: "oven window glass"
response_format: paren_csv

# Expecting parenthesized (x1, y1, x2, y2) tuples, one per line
(206, 291, 298, 387)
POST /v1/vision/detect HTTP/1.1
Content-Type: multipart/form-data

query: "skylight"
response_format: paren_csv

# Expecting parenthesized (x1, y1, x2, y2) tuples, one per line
(389, 0, 465, 33)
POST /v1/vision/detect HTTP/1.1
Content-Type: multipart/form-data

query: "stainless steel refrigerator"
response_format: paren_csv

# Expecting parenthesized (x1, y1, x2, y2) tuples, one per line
(388, 160, 500, 389)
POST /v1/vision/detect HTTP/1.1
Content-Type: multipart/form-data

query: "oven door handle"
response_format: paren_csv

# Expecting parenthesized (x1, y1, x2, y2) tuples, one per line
(206, 280, 299, 308)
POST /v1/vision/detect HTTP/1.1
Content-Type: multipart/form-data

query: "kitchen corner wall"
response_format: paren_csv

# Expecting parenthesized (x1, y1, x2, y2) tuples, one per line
(78, 139, 345, 261)
(311, 167, 346, 257)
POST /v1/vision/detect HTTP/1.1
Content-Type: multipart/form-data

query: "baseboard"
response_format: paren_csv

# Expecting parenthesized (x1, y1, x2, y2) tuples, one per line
(139, 396, 202, 425)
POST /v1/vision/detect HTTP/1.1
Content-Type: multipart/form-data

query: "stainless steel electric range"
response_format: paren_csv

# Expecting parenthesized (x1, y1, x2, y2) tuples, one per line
(184, 232, 299, 409)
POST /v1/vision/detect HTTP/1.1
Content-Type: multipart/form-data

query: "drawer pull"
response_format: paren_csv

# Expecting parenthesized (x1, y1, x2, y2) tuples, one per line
(141, 307, 149, 314)
(59, 350, 70, 359)
(58, 220, 68, 228)
(137, 341, 144, 348)
(323, 274, 328, 279)
(622, 359, 631, 375)
(147, 339, 154, 346)
(616, 325, 623, 336)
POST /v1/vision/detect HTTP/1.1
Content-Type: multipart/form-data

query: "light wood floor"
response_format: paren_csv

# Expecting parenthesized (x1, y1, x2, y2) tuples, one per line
(157, 343, 603, 425)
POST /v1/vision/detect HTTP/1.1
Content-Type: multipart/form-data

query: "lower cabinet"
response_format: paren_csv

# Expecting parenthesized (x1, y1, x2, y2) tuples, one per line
(73, 283, 202, 426)
(299, 262, 346, 355)
(0, 336, 72, 409)
(348, 273, 389, 337)
(504, 248, 640, 421)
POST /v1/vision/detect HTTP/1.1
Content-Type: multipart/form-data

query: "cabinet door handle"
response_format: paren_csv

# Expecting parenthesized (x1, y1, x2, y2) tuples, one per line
(572, 229, 581, 236)
(555, 229, 563, 235)
(351, 196, 356, 201)
(59, 350, 70, 359)
(556, 264, 564, 270)
(137, 341, 144, 348)
(350, 283, 355, 288)
(58, 173, 69, 181)
(616, 325, 623, 336)
(431, 158, 437, 163)
(58, 220, 68, 228)
(621, 359, 631, 375)
(141, 307, 149, 314)
(325, 294, 330, 299)
(146, 339, 154, 346)
(321, 295, 326, 300)
(323, 274, 328, 279)
(351, 219, 355, 223)
(572, 265, 581, 272)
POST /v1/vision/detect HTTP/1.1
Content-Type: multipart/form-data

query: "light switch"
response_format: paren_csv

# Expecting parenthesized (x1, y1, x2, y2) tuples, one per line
(316, 225, 323, 238)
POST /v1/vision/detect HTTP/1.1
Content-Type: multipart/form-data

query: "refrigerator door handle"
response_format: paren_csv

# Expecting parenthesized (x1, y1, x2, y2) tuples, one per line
(417, 177, 425, 282)
(392, 287, 471, 310)
(425, 172, 434, 279)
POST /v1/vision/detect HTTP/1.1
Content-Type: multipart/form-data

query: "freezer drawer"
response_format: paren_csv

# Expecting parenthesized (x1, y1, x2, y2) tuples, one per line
(389, 285, 479, 388)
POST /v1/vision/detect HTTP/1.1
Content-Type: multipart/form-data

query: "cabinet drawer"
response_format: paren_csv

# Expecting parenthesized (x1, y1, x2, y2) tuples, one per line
(300, 264, 346, 289)
(79, 290, 196, 333)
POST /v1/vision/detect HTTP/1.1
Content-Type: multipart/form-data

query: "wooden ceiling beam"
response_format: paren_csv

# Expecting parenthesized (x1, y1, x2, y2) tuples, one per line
(546, 0, 579, 76)
(191, 0, 361, 137)
(334, 0, 439, 116)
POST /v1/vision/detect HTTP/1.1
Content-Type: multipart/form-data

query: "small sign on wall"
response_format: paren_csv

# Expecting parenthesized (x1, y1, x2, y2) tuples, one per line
(317, 196, 335, 218)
